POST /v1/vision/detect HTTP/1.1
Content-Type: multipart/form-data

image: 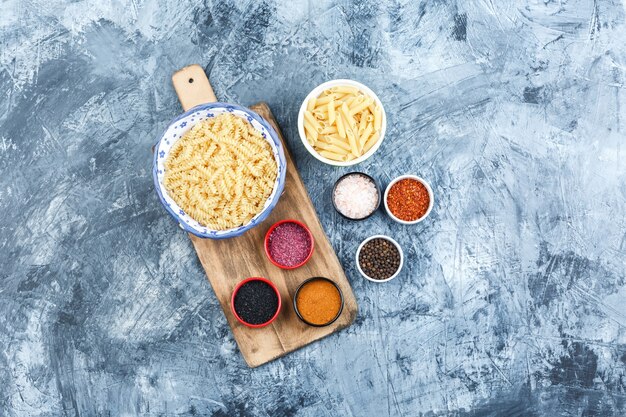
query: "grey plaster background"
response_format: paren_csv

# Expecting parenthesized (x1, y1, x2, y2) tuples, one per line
(1, 0, 626, 416)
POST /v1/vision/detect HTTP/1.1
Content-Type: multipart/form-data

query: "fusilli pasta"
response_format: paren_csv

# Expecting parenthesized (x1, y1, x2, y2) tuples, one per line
(163, 114, 277, 230)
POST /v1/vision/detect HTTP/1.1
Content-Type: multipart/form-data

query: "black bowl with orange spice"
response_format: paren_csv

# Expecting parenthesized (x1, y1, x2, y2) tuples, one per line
(293, 277, 344, 327)
(384, 175, 434, 224)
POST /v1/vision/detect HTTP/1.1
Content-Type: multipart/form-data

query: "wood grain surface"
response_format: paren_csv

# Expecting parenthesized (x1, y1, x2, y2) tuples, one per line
(172, 65, 358, 368)
(172, 65, 218, 110)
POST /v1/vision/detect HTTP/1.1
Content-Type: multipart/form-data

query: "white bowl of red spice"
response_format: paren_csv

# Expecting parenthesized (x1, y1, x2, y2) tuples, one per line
(384, 175, 434, 224)
(264, 219, 314, 269)
(356, 235, 404, 283)
(332, 172, 381, 220)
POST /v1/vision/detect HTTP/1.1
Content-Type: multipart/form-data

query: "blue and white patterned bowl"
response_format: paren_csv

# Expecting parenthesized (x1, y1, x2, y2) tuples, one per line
(153, 102, 287, 239)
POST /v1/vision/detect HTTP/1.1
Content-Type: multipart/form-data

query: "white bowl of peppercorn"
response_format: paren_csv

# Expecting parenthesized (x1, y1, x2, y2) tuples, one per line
(356, 235, 404, 283)
(384, 175, 434, 224)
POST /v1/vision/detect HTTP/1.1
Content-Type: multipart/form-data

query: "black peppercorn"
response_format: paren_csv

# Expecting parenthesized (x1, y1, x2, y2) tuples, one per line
(358, 238, 401, 280)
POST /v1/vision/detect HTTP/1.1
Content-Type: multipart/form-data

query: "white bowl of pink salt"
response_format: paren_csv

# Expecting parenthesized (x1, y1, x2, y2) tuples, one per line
(332, 172, 381, 220)
(264, 219, 315, 269)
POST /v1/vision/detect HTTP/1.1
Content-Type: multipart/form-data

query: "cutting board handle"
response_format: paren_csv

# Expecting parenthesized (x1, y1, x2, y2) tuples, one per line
(172, 64, 218, 111)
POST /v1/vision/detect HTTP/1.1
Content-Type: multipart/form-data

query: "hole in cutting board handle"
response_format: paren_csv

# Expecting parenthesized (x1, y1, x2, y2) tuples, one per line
(172, 64, 218, 110)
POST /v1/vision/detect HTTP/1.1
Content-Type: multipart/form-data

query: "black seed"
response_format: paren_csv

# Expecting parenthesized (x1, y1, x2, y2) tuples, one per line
(233, 280, 279, 325)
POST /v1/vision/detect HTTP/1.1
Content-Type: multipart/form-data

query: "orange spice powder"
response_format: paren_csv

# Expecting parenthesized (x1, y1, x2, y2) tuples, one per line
(296, 279, 342, 325)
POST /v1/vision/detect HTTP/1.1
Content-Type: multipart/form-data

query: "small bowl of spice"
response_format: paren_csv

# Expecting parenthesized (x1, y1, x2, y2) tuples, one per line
(264, 219, 314, 269)
(294, 277, 344, 327)
(384, 175, 434, 224)
(356, 235, 404, 283)
(231, 277, 282, 328)
(332, 172, 381, 220)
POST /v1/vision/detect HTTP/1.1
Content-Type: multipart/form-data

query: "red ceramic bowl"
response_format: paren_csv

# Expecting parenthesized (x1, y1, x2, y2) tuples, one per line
(264, 219, 315, 269)
(230, 277, 282, 328)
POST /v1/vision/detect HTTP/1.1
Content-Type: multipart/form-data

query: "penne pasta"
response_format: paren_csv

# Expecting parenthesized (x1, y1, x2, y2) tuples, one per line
(336, 111, 346, 138)
(349, 97, 374, 115)
(304, 110, 323, 133)
(314, 94, 338, 106)
(363, 131, 380, 153)
(348, 95, 365, 110)
(325, 133, 350, 143)
(313, 107, 329, 119)
(358, 123, 373, 152)
(373, 105, 382, 131)
(304, 122, 318, 142)
(358, 112, 367, 135)
(343, 117, 359, 156)
(327, 137, 352, 152)
(346, 130, 359, 156)
(316, 135, 333, 144)
(330, 86, 359, 94)
(340, 103, 355, 130)
(316, 142, 351, 155)
(321, 125, 338, 134)
(345, 96, 358, 108)
(319, 150, 344, 161)
(302, 84, 382, 162)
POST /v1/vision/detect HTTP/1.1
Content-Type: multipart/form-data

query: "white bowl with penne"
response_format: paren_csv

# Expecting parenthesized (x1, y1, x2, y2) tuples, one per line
(298, 79, 386, 166)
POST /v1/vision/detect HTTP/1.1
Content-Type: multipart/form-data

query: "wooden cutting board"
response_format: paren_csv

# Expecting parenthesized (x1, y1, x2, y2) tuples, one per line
(172, 65, 358, 368)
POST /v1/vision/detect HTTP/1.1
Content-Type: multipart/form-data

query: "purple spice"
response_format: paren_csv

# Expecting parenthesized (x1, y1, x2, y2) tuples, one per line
(268, 222, 312, 267)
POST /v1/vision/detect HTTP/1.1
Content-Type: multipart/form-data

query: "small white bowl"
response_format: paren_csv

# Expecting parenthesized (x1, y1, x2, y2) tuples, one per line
(297, 79, 387, 167)
(384, 175, 434, 224)
(355, 235, 404, 283)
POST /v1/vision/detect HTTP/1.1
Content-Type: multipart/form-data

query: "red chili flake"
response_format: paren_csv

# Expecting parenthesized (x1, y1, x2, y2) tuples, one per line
(268, 222, 312, 267)
(387, 178, 430, 221)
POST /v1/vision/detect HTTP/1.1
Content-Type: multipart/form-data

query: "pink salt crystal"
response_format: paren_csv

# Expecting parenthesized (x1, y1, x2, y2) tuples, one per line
(333, 174, 379, 219)
(268, 222, 312, 267)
